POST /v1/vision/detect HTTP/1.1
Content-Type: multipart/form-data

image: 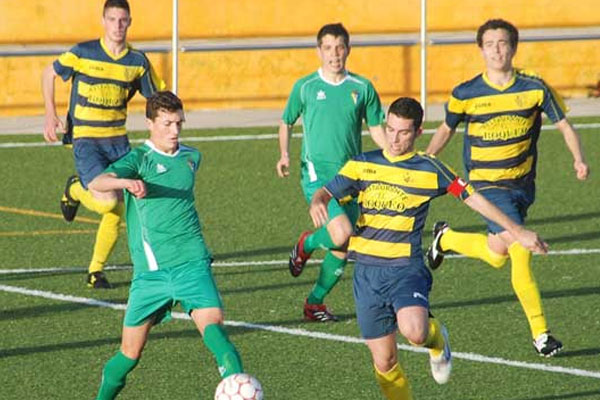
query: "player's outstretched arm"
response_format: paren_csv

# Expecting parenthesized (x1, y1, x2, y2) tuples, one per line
(426, 122, 455, 156)
(464, 192, 548, 254)
(89, 173, 147, 199)
(555, 118, 590, 180)
(309, 188, 333, 228)
(41, 64, 65, 143)
(276, 121, 293, 177)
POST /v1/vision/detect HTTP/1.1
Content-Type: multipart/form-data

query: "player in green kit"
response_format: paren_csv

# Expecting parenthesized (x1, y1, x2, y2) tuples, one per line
(276, 23, 387, 322)
(89, 92, 244, 399)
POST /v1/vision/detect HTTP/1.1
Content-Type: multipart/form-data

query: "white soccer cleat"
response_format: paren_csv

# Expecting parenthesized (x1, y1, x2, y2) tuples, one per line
(429, 324, 452, 384)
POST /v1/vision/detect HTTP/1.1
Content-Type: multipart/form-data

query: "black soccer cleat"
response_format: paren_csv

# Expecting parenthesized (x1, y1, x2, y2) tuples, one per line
(60, 175, 80, 222)
(303, 300, 338, 322)
(533, 332, 563, 357)
(426, 221, 449, 270)
(87, 272, 113, 289)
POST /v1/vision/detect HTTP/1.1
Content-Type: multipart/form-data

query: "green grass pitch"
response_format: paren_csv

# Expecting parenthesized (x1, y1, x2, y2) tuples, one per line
(1, 117, 599, 399)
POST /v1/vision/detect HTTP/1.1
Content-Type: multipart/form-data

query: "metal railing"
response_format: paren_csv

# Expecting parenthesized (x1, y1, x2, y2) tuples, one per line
(2, 30, 599, 57)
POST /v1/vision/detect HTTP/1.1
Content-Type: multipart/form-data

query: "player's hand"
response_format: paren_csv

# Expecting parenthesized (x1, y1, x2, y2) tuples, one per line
(125, 179, 146, 199)
(309, 202, 329, 228)
(276, 155, 290, 178)
(516, 229, 549, 255)
(574, 160, 589, 180)
(43, 114, 65, 143)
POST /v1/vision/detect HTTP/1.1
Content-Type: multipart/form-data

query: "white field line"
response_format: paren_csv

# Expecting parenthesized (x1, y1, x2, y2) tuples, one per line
(1, 248, 600, 276)
(1, 122, 599, 149)
(1, 283, 599, 380)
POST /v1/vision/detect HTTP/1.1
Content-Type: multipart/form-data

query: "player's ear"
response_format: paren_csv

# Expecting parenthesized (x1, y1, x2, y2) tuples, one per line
(415, 127, 423, 138)
(145, 118, 153, 130)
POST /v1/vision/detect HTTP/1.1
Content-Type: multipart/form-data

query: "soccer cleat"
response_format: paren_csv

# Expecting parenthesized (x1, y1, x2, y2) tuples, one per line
(429, 324, 452, 384)
(303, 300, 338, 322)
(533, 332, 563, 357)
(87, 271, 113, 289)
(426, 221, 449, 270)
(60, 175, 80, 222)
(289, 231, 313, 277)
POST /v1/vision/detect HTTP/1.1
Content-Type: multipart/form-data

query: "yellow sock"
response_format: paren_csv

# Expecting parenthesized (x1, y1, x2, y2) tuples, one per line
(88, 203, 123, 274)
(440, 229, 508, 268)
(69, 181, 118, 215)
(410, 318, 444, 358)
(509, 242, 548, 338)
(374, 363, 413, 400)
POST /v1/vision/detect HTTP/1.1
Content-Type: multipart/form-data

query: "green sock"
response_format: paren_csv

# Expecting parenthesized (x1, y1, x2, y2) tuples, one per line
(307, 251, 346, 304)
(96, 351, 138, 400)
(203, 324, 244, 377)
(304, 226, 337, 253)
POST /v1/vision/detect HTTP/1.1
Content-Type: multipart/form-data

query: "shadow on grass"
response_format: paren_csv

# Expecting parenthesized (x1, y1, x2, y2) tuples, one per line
(0, 298, 129, 321)
(452, 211, 600, 233)
(214, 246, 290, 260)
(556, 347, 600, 358)
(512, 389, 600, 400)
(0, 317, 358, 359)
(432, 285, 600, 310)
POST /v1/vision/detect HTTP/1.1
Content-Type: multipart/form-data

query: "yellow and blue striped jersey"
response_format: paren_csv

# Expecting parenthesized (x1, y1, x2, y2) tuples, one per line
(445, 69, 566, 190)
(54, 38, 166, 140)
(325, 150, 474, 267)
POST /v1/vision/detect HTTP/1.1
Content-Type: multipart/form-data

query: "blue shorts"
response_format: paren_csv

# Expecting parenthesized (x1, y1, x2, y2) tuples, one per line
(124, 259, 223, 327)
(353, 263, 432, 339)
(73, 136, 130, 188)
(478, 187, 534, 234)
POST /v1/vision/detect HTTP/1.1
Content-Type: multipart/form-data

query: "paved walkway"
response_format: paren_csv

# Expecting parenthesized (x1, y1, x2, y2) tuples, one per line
(1, 97, 598, 135)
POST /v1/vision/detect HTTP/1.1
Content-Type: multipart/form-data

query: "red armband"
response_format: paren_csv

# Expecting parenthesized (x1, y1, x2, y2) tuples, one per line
(447, 177, 468, 197)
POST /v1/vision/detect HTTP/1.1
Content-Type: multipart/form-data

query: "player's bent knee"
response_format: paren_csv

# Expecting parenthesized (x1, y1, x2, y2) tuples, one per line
(95, 197, 119, 215)
(401, 326, 428, 346)
(328, 217, 353, 247)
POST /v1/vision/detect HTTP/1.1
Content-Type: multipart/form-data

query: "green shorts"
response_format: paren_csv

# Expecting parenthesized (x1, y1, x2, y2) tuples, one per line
(123, 258, 223, 327)
(301, 171, 359, 225)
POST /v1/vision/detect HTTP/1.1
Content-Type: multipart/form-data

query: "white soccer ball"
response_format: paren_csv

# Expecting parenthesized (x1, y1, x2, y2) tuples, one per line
(214, 373, 263, 400)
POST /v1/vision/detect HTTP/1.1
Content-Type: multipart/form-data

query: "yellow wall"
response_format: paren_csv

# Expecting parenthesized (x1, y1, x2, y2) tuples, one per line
(1, 0, 599, 43)
(1, 1, 599, 117)
(4, 40, 598, 117)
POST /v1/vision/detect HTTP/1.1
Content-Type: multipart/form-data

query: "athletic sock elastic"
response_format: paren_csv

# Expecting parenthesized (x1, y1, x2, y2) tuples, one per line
(440, 229, 508, 268)
(509, 242, 548, 338)
(96, 351, 138, 400)
(203, 324, 244, 377)
(374, 363, 413, 400)
(306, 251, 346, 304)
(304, 225, 337, 253)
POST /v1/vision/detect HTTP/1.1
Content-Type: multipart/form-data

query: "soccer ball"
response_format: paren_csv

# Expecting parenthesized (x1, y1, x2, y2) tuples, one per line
(214, 373, 263, 400)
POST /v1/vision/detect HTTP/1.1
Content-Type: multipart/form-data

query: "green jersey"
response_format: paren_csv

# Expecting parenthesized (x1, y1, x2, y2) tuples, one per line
(105, 140, 210, 273)
(282, 69, 384, 182)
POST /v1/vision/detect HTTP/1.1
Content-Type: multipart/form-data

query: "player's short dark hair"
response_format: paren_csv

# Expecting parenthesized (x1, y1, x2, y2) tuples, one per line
(317, 23, 350, 48)
(146, 91, 183, 120)
(103, 0, 130, 16)
(387, 97, 423, 129)
(476, 19, 519, 50)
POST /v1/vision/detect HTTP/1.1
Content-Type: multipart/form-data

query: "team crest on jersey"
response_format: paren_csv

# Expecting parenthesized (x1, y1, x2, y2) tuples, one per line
(350, 90, 359, 105)
(316, 90, 326, 100)
(188, 160, 196, 171)
(156, 163, 167, 174)
(514, 95, 524, 108)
